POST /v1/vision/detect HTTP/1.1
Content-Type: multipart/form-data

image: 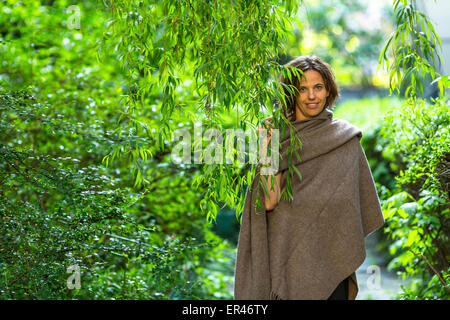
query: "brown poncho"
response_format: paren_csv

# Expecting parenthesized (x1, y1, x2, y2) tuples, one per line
(234, 107, 385, 300)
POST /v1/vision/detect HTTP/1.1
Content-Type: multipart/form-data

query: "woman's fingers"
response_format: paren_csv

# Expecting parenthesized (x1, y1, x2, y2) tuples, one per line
(258, 117, 274, 145)
(257, 126, 272, 145)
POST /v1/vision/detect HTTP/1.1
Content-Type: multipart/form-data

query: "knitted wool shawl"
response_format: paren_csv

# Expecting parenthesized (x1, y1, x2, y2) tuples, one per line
(234, 107, 385, 300)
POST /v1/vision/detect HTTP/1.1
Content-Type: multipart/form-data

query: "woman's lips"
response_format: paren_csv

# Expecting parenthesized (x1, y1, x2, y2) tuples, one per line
(306, 103, 319, 109)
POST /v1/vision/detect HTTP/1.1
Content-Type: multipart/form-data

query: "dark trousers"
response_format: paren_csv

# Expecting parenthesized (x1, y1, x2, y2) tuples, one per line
(327, 277, 349, 300)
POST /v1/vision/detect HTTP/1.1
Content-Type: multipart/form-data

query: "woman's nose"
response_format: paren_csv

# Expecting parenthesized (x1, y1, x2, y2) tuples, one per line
(308, 90, 316, 99)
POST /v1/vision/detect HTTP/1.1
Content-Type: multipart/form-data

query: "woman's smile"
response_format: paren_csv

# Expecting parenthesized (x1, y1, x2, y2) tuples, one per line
(306, 102, 320, 109)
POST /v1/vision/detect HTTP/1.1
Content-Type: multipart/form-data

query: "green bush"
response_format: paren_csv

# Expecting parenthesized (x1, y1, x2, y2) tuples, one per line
(0, 90, 235, 299)
(0, 0, 238, 300)
(380, 97, 450, 299)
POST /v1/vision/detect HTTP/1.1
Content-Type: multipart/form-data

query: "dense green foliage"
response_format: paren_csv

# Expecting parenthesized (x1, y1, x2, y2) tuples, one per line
(377, 0, 450, 299)
(381, 97, 449, 299)
(0, 0, 448, 300)
(0, 0, 234, 299)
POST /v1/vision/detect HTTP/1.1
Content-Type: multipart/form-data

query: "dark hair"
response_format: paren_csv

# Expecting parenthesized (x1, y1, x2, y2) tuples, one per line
(277, 55, 339, 122)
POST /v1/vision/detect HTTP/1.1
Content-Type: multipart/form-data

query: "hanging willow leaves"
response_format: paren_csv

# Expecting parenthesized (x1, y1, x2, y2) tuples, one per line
(378, 0, 444, 99)
(100, 0, 305, 221)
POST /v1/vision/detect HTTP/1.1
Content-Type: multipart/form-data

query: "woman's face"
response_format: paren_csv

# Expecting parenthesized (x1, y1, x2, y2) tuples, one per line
(294, 70, 330, 121)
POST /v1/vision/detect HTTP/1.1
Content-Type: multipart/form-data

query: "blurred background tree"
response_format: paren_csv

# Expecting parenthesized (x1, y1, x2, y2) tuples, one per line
(286, 0, 394, 88)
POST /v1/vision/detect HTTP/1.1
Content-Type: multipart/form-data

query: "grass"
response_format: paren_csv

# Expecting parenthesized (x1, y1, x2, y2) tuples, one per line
(333, 95, 404, 133)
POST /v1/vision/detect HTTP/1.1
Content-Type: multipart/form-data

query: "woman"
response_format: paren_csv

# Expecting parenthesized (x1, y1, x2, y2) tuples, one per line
(234, 55, 385, 300)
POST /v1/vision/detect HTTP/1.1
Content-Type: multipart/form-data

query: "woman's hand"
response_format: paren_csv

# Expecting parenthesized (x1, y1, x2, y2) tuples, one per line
(258, 117, 282, 211)
(258, 117, 273, 149)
